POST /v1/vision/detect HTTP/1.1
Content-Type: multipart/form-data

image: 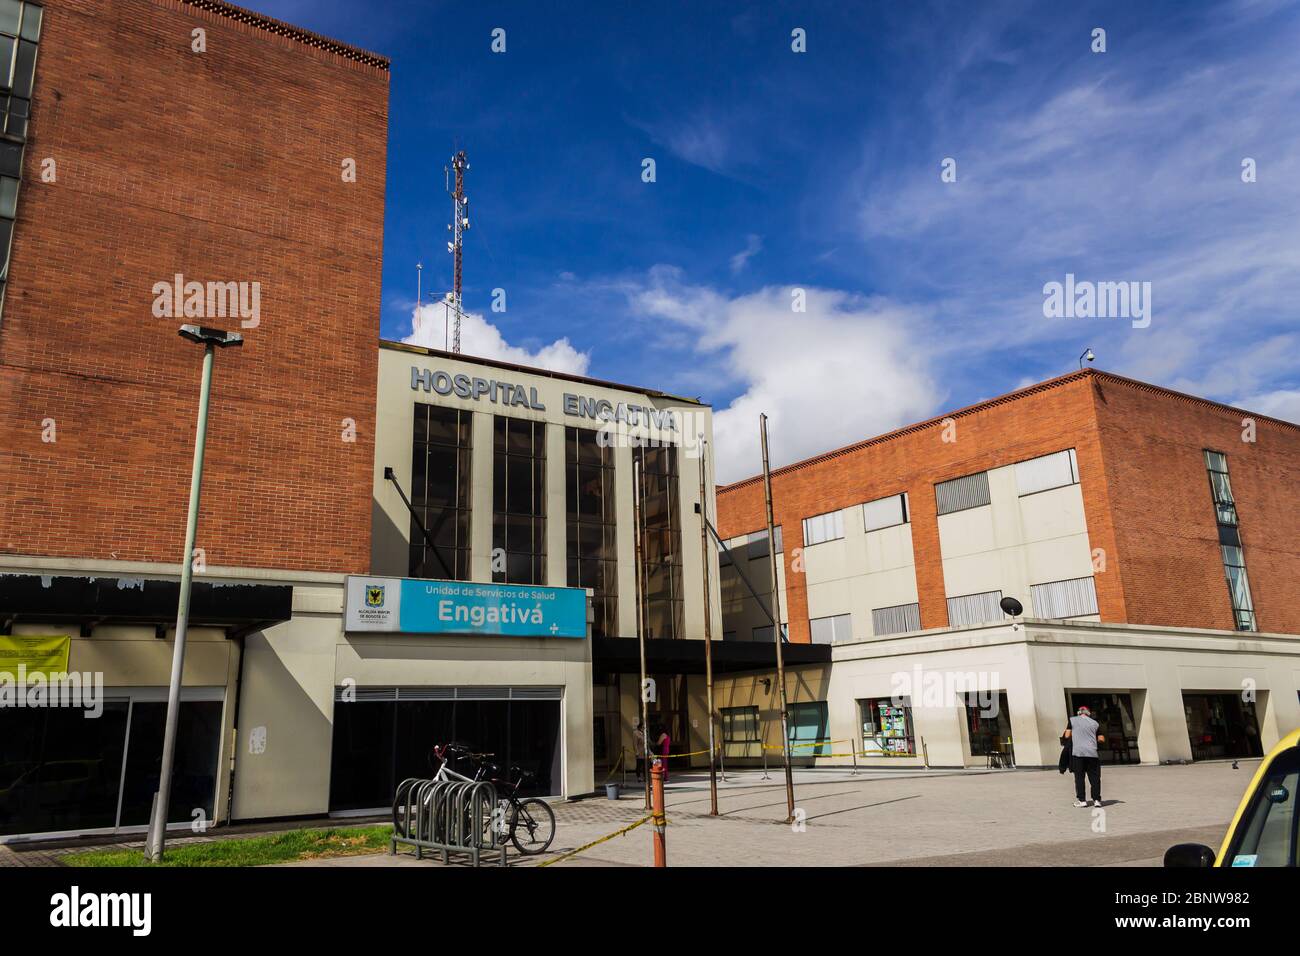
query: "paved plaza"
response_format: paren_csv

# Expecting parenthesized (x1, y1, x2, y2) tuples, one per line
(0, 761, 1253, 868)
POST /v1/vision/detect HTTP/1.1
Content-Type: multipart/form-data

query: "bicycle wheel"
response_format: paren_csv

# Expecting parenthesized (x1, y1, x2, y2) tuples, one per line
(509, 798, 556, 855)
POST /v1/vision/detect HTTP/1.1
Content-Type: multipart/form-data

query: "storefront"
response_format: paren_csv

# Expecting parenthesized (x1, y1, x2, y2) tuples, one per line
(0, 572, 290, 841)
(1183, 692, 1264, 761)
(331, 574, 591, 806)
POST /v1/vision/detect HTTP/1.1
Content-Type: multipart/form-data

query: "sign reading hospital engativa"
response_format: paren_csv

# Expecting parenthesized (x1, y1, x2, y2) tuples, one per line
(345, 576, 587, 639)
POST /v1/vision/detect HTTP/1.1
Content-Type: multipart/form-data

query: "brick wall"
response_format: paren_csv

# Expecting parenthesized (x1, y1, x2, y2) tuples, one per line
(1090, 375, 1300, 634)
(0, 0, 388, 573)
(717, 370, 1300, 641)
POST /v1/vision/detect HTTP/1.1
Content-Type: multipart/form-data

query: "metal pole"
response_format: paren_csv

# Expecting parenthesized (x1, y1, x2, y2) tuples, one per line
(759, 413, 796, 823)
(633, 458, 652, 812)
(651, 759, 667, 867)
(146, 342, 216, 862)
(697, 437, 719, 816)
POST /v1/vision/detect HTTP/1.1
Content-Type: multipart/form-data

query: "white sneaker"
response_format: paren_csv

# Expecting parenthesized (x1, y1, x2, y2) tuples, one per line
(1073, 799, 1089, 807)
(1093, 799, 1103, 807)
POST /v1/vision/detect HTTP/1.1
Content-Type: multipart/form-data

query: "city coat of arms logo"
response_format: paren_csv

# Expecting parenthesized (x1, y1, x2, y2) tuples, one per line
(365, 584, 386, 608)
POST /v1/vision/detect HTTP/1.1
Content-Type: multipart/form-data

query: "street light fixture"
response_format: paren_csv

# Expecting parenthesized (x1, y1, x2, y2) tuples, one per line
(145, 324, 243, 862)
(1078, 347, 1095, 370)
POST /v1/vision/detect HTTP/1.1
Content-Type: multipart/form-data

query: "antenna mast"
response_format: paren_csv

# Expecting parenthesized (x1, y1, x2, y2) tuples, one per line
(445, 150, 470, 353)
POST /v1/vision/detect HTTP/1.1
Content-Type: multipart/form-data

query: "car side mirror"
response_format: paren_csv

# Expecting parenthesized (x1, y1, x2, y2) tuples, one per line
(1164, 843, 1216, 868)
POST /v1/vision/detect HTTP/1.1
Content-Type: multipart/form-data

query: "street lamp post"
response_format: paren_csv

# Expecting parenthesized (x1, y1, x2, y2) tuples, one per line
(145, 325, 243, 862)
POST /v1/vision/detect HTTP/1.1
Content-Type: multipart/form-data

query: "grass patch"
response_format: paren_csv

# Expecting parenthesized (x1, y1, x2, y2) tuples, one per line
(62, 825, 394, 868)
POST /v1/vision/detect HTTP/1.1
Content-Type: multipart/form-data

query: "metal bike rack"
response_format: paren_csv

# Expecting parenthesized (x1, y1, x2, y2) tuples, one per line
(391, 777, 507, 867)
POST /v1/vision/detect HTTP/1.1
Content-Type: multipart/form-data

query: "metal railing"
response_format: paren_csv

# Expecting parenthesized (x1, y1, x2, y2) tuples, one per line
(391, 777, 507, 867)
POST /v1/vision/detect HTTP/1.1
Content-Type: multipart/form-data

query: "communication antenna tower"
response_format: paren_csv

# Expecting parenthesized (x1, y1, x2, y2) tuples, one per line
(445, 151, 470, 353)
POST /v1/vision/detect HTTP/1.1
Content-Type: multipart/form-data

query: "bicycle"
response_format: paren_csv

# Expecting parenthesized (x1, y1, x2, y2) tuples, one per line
(427, 745, 557, 855)
(477, 760, 557, 855)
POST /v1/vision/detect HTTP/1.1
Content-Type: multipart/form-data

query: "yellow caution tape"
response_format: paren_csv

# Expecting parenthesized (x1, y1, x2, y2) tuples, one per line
(763, 738, 852, 752)
(537, 814, 655, 867)
(602, 749, 626, 783)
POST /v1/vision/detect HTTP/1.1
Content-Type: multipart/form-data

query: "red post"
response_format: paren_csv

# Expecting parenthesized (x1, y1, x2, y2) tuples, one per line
(651, 759, 666, 867)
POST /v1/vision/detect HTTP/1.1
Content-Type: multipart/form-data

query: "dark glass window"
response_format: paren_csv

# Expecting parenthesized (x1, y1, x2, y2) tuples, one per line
(493, 417, 546, 585)
(0, 1, 41, 316)
(566, 427, 617, 637)
(117, 700, 222, 827)
(1204, 450, 1256, 631)
(410, 403, 473, 580)
(635, 444, 683, 640)
(330, 696, 561, 806)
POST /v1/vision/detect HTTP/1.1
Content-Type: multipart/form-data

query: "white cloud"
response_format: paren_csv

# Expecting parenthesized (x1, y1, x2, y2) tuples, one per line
(627, 268, 941, 483)
(1238, 389, 1300, 425)
(730, 234, 763, 274)
(403, 298, 591, 376)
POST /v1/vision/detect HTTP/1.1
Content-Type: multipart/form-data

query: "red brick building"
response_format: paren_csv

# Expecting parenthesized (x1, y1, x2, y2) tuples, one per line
(718, 369, 1300, 642)
(713, 369, 1300, 769)
(0, 0, 388, 572)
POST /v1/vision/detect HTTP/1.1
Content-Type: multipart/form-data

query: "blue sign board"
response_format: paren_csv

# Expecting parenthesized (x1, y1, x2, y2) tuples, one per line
(345, 576, 587, 639)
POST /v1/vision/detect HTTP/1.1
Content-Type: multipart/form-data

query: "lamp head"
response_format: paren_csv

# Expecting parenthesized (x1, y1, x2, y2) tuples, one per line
(179, 325, 243, 347)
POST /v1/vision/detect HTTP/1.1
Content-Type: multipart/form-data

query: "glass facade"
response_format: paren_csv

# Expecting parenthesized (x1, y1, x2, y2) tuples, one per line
(0, 0, 42, 317)
(1204, 450, 1256, 631)
(634, 445, 683, 640)
(329, 695, 561, 809)
(0, 697, 220, 837)
(493, 417, 547, 584)
(410, 403, 473, 580)
(566, 427, 618, 637)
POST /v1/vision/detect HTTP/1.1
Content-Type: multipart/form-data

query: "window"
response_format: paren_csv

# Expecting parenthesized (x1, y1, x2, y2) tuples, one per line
(721, 705, 762, 758)
(566, 427, 617, 637)
(872, 602, 921, 636)
(802, 510, 844, 546)
(0, 1, 40, 318)
(752, 624, 774, 643)
(1205, 450, 1256, 631)
(493, 417, 547, 585)
(946, 590, 1004, 628)
(409, 404, 472, 580)
(635, 445, 684, 639)
(935, 471, 991, 515)
(809, 613, 852, 644)
(1030, 576, 1098, 619)
(859, 697, 915, 755)
(787, 702, 829, 757)
(1015, 449, 1079, 496)
(746, 526, 783, 559)
(862, 493, 908, 532)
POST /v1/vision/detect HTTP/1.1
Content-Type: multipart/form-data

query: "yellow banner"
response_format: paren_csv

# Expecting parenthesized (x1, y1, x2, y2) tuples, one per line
(0, 635, 71, 677)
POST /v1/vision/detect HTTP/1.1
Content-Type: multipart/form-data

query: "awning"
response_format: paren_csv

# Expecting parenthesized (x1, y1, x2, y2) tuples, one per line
(592, 636, 831, 676)
(0, 573, 293, 639)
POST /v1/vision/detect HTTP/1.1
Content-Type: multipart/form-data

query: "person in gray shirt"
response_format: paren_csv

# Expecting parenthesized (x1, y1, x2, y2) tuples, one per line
(1065, 705, 1105, 807)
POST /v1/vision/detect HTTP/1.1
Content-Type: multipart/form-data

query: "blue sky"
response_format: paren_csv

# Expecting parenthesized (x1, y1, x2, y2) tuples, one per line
(254, 0, 1300, 480)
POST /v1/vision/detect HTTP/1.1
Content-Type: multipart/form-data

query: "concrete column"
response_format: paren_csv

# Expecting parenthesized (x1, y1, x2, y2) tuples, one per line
(546, 422, 567, 588)
(469, 411, 494, 581)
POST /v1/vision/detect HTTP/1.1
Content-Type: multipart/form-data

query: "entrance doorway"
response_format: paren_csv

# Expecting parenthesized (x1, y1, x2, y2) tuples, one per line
(1182, 693, 1263, 761)
(964, 691, 1014, 765)
(1065, 692, 1141, 764)
(328, 688, 563, 812)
